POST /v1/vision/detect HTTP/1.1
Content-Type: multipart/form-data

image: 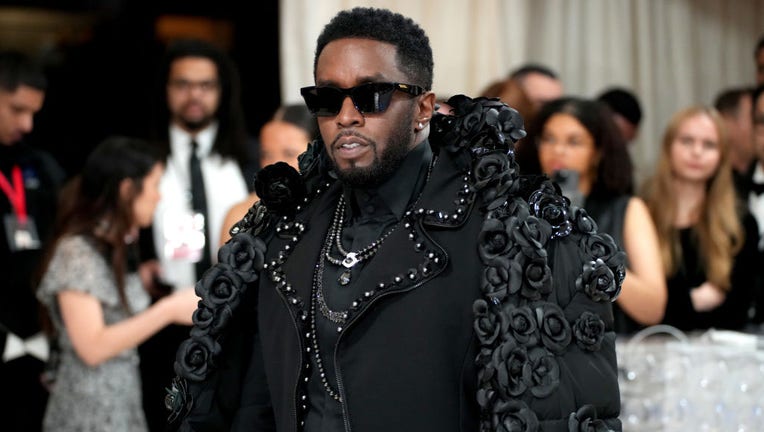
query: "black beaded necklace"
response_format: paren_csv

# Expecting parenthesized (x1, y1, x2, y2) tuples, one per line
(323, 195, 398, 286)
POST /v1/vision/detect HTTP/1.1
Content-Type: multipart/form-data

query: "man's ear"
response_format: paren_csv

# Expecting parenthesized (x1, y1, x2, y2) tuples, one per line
(416, 90, 437, 125)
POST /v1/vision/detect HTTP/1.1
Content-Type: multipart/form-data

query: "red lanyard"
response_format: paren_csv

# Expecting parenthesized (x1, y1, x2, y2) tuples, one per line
(0, 166, 27, 223)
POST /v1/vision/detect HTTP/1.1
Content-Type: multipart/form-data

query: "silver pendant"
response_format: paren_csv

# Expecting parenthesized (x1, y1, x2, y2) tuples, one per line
(338, 269, 352, 286)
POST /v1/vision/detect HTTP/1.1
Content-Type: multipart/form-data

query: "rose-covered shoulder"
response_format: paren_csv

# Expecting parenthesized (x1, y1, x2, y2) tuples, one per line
(166, 231, 269, 428)
(442, 94, 624, 430)
(430, 94, 526, 172)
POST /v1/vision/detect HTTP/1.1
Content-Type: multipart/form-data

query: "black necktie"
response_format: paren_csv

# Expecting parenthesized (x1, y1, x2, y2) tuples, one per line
(189, 140, 212, 278)
(751, 181, 764, 196)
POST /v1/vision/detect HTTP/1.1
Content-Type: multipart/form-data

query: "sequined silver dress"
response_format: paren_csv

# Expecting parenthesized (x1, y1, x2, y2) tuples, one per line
(37, 235, 151, 432)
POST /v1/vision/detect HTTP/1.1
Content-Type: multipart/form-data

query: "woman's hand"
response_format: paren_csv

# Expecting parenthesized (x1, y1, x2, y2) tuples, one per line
(162, 287, 200, 325)
(690, 281, 726, 312)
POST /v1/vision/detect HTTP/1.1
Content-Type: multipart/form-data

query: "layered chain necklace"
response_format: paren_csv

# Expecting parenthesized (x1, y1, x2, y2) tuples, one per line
(323, 195, 398, 286)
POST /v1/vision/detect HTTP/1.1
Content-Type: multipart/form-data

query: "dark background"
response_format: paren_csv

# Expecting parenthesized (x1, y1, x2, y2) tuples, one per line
(1, 0, 281, 177)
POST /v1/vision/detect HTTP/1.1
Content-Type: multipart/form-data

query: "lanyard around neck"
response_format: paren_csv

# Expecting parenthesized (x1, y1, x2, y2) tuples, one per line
(0, 166, 27, 223)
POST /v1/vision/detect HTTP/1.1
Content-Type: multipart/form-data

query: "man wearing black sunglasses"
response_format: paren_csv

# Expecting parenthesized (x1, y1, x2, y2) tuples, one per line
(168, 7, 623, 432)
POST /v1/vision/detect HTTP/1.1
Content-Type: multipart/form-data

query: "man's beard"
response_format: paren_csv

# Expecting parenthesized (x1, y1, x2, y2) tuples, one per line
(332, 117, 414, 188)
(175, 103, 214, 132)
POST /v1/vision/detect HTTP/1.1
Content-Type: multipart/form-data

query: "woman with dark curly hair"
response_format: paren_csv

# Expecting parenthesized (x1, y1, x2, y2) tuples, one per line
(534, 97, 667, 334)
(35, 136, 199, 432)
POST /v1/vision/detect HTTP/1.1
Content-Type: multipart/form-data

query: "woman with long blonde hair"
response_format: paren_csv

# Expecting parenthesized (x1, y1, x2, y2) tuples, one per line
(641, 106, 760, 330)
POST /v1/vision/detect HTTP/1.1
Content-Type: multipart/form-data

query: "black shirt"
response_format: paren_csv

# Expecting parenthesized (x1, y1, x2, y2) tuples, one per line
(305, 141, 433, 431)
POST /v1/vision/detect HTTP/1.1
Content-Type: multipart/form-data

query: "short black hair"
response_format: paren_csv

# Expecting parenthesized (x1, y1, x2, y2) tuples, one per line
(509, 63, 559, 81)
(313, 7, 433, 90)
(714, 87, 753, 117)
(597, 87, 642, 126)
(0, 50, 47, 92)
(755, 34, 764, 57)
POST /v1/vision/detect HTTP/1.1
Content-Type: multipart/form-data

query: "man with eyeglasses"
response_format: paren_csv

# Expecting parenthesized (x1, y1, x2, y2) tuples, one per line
(138, 38, 253, 432)
(167, 7, 623, 432)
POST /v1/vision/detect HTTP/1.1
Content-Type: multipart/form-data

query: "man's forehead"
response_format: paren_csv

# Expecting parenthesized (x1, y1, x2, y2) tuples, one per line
(315, 39, 399, 83)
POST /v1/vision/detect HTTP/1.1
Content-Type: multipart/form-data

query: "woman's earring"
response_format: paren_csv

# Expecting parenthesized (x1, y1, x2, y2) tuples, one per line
(418, 122, 424, 129)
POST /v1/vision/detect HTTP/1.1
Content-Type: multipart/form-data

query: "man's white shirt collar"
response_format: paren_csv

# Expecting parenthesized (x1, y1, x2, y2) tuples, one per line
(169, 121, 219, 160)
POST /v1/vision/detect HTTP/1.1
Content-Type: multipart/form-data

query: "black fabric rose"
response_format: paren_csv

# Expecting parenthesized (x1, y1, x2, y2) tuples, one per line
(568, 405, 611, 432)
(576, 258, 620, 303)
(196, 264, 245, 311)
(572, 207, 598, 235)
(190, 304, 214, 333)
(521, 257, 553, 300)
(474, 299, 502, 345)
(482, 266, 510, 302)
(472, 150, 512, 190)
(573, 311, 606, 352)
(207, 303, 235, 335)
(503, 304, 538, 346)
(512, 215, 552, 259)
(297, 139, 321, 174)
(489, 196, 529, 221)
(228, 200, 269, 237)
(218, 234, 266, 283)
(581, 234, 627, 292)
(434, 95, 526, 158)
(491, 400, 540, 432)
(529, 183, 573, 238)
(164, 376, 192, 425)
(450, 96, 526, 145)
(528, 347, 560, 398)
(297, 139, 332, 194)
(478, 218, 513, 268)
(458, 98, 490, 141)
(190, 303, 236, 339)
(580, 233, 625, 269)
(535, 302, 572, 354)
(254, 161, 307, 216)
(496, 104, 527, 143)
(491, 339, 531, 397)
(174, 335, 222, 382)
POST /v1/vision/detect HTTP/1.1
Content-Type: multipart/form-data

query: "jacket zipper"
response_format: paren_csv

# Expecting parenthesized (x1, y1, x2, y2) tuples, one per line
(333, 276, 434, 432)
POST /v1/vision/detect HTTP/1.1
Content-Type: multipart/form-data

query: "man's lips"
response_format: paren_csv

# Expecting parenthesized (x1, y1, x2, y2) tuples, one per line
(333, 134, 368, 149)
(332, 135, 371, 159)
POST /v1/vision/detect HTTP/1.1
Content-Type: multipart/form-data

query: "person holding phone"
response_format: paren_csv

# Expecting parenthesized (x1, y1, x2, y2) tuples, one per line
(535, 96, 667, 334)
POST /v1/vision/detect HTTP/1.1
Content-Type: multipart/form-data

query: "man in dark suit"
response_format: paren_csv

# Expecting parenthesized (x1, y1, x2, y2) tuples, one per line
(166, 7, 624, 431)
(0, 49, 65, 432)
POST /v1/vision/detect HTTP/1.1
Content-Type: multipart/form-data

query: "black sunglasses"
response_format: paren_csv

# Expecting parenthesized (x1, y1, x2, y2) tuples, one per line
(300, 82, 424, 116)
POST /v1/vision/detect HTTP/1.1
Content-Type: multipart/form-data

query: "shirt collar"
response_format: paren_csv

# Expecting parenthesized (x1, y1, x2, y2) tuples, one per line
(169, 121, 219, 159)
(343, 140, 433, 221)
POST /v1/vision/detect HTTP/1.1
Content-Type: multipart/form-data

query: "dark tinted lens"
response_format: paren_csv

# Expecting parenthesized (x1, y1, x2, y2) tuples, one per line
(351, 83, 396, 113)
(300, 82, 416, 117)
(301, 86, 345, 116)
